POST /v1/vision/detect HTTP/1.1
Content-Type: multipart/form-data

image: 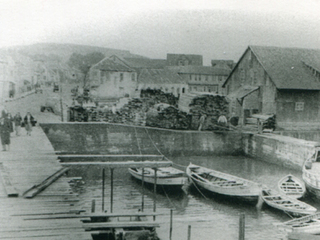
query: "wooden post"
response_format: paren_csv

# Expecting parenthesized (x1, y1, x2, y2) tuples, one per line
(239, 213, 245, 240)
(110, 168, 114, 213)
(141, 168, 145, 212)
(91, 199, 95, 213)
(169, 209, 173, 240)
(102, 168, 105, 212)
(153, 168, 157, 221)
(187, 225, 191, 240)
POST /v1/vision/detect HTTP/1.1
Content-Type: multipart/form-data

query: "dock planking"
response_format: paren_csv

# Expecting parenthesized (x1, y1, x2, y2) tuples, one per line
(0, 163, 19, 197)
(0, 126, 85, 239)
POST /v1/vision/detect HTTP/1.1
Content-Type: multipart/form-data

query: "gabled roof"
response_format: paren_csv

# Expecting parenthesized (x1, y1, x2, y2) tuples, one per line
(166, 66, 230, 75)
(92, 56, 135, 72)
(224, 45, 320, 90)
(138, 69, 185, 84)
(123, 58, 167, 69)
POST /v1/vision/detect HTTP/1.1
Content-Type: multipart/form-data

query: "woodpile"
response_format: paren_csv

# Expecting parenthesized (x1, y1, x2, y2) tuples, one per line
(189, 95, 229, 130)
(146, 106, 191, 130)
(140, 89, 178, 106)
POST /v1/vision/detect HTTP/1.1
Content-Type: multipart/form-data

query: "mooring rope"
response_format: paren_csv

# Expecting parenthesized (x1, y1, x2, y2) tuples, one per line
(144, 128, 165, 157)
(161, 185, 177, 209)
(189, 178, 208, 200)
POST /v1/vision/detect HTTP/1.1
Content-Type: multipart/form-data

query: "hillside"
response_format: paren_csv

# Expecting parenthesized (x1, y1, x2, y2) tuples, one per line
(4, 43, 147, 62)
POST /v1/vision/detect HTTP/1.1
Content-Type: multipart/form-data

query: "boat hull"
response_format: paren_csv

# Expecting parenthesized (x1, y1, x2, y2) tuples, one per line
(186, 163, 260, 202)
(128, 168, 187, 186)
(302, 161, 320, 199)
(278, 174, 305, 199)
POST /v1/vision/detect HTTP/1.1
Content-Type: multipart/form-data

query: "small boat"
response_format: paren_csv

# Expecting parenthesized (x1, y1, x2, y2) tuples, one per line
(185, 163, 261, 202)
(260, 188, 316, 217)
(278, 174, 306, 199)
(128, 167, 187, 186)
(302, 147, 320, 199)
(277, 212, 320, 235)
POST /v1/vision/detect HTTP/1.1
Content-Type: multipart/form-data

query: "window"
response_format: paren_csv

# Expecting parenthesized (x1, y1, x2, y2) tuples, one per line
(189, 74, 192, 80)
(240, 69, 245, 84)
(199, 75, 201, 81)
(131, 73, 135, 81)
(182, 88, 185, 93)
(295, 102, 304, 111)
(205, 75, 208, 81)
(120, 73, 124, 82)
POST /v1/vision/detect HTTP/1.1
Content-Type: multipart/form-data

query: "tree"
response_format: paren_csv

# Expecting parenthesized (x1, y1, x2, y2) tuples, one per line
(67, 52, 105, 87)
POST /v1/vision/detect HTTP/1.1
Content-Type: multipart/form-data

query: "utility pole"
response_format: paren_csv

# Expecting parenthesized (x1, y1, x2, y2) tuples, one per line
(59, 78, 64, 122)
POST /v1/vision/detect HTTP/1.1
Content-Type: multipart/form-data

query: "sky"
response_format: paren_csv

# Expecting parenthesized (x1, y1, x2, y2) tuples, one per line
(0, 0, 319, 65)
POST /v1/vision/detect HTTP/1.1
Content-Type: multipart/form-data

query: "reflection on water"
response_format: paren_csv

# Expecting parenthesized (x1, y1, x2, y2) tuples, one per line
(68, 155, 320, 240)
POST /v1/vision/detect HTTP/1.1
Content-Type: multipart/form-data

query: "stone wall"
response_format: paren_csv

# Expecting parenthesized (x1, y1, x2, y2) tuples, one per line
(242, 133, 319, 170)
(40, 123, 243, 156)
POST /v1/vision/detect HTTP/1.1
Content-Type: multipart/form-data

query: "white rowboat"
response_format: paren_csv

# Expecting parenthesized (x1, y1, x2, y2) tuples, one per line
(186, 163, 261, 202)
(128, 167, 187, 186)
(277, 212, 320, 235)
(261, 188, 316, 217)
(278, 174, 306, 199)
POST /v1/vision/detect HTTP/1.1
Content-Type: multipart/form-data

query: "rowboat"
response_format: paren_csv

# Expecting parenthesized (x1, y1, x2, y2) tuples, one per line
(277, 212, 320, 235)
(128, 167, 187, 186)
(260, 188, 316, 217)
(302, 147, 320, 199)
(185, 163, 261, 202)
(278, 174, 306, 199)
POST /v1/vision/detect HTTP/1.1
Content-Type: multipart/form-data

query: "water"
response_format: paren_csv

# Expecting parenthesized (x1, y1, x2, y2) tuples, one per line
(68, 155, 320, 240)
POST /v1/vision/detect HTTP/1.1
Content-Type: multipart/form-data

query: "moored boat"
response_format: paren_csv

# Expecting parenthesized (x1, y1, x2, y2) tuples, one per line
(185, 163, 261, 202)
(260, 188, 316, 217)
(278, 174, 306, 199)
(128, 167, 187, 186)
(277, 212, 320, 235)
(302, 148, 320, 199)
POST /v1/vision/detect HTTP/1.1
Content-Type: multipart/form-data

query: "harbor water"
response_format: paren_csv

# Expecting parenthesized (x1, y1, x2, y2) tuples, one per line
(68, 155, 320, 240)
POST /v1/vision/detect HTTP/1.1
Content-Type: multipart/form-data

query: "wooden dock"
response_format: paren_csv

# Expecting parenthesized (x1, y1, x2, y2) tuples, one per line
(0, 125, 87, 239)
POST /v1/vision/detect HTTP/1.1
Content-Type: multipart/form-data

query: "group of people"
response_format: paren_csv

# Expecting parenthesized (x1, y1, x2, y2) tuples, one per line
(0, 106, 35, 151)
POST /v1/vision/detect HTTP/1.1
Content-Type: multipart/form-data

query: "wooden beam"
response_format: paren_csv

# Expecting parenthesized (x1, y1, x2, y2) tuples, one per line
(23, 167, 70, 198)
(83, 221, 160, 229)
(58, 154, 164, 158)
(24, 212, 161, 220)
(61, 161, 172, 168)
(0, 163, 19, 197)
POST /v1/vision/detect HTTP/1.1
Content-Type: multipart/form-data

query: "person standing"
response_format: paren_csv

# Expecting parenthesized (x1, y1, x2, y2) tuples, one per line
(198, 114, 206, 131)
(24, 112, 34, 136)
(14, 112, 22, 136)
(0, 116, 11, 151)
(7, 113, 14, 135)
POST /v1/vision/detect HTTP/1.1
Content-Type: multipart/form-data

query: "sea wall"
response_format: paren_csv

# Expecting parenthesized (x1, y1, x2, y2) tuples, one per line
(40, 123, 243, 156)
(242, 133, 319, 170)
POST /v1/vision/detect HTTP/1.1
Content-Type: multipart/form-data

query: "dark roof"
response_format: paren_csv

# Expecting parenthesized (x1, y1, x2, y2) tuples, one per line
(224, 46, 320, 90)
(92, 57, 134, 72)
(166, 66, 230, 75)
(251, 46, 320, 90)
(138, 69, 185, 84)
(123, 57, 167, 69)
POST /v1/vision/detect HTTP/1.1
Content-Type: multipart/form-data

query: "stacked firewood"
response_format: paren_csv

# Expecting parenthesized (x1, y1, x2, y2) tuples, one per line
(140, 89, 178, 106)
(189, 95, 229, 130)
(146, 106, 191, 130)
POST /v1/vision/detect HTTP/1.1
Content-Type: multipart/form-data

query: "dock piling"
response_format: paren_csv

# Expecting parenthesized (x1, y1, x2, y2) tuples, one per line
(169, 209, 173, 240)
(239, 213, 245, 240)
(91, 199, 95, 213)
(153, 168, 157, 221)
(141, 167, 145, 212)
(102, 168, 105, 212)
(110, 168, 114, 213)
(187, 225, 191, 240)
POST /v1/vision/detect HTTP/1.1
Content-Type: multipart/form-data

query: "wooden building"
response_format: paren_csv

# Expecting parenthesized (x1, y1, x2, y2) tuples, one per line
(138, 69, 188, 97)
(223, 46, 320, 130)
(167, 65, 231, 95)
(88, 55, 138, 99)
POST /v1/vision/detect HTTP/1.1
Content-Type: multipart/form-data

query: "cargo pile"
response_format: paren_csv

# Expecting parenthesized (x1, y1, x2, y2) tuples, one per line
(188, 95, 229, 130)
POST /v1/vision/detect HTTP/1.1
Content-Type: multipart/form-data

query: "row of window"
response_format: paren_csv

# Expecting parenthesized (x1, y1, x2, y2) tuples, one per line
(159, 86, 186, 95)
(99, 71, 136, 84)
(191, 85, 219, 93)
(189, 74, 225, 82)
